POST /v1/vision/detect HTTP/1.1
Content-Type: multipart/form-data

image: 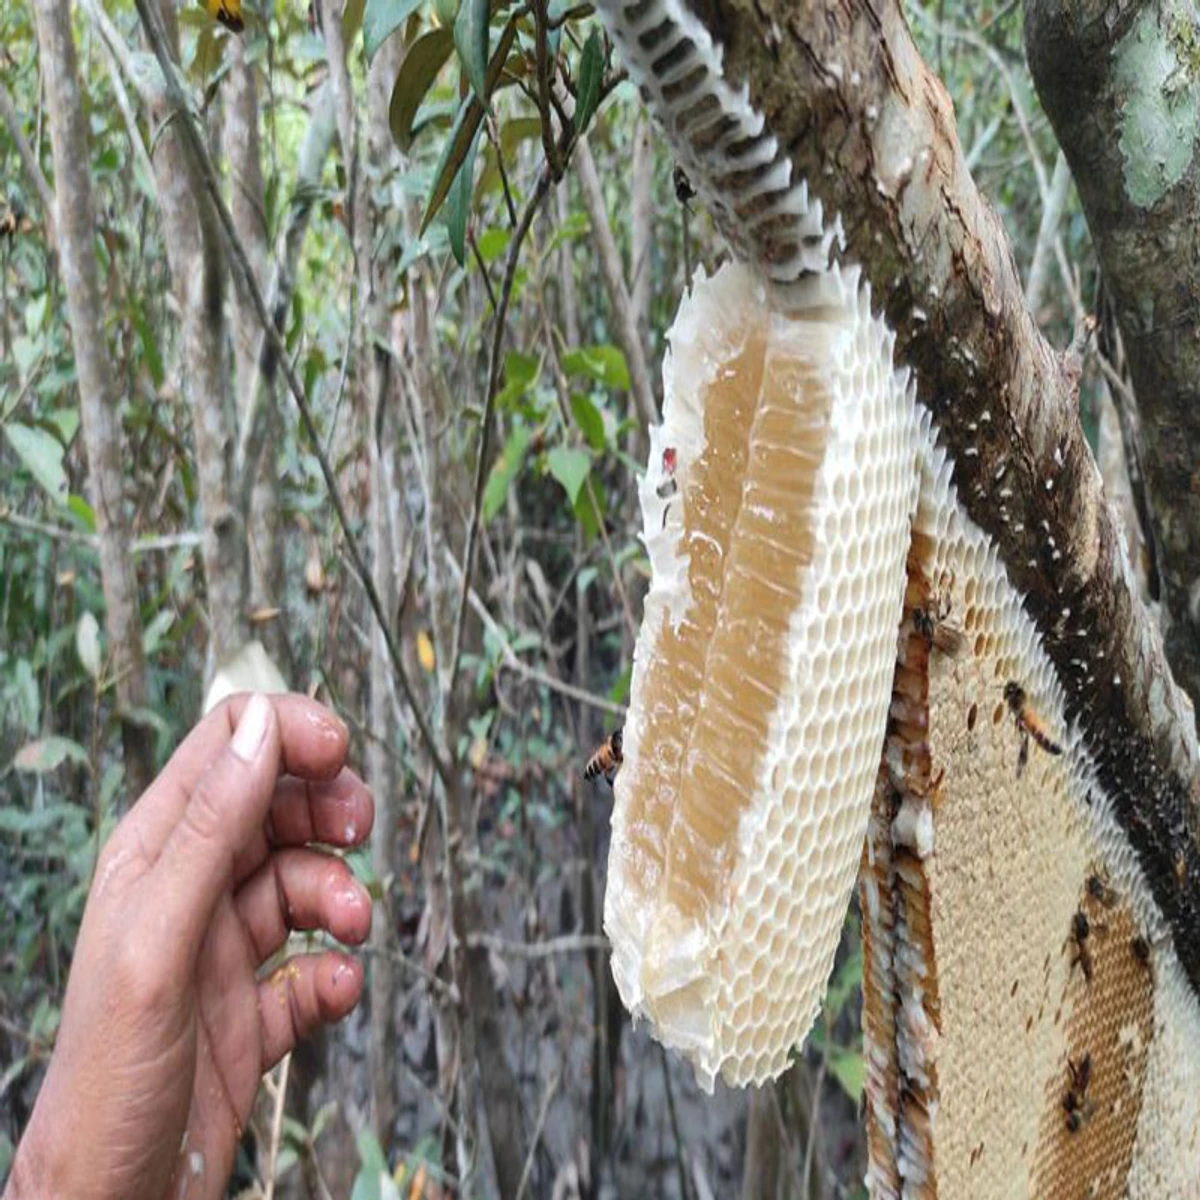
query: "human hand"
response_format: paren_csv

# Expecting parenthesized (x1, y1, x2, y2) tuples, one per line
(5, 693, 374, 1200)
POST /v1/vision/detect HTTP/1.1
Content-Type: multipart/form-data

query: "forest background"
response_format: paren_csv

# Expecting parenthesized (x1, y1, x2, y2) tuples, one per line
(0, 0, 1119, 1194)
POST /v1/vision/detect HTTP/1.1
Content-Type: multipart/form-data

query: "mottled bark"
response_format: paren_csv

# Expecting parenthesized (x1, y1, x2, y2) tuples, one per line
(235, 84, 337, 514)
(223, 42, 291, 676)
(32, 0, 154, 798)
(365, 33, 402, 1151)
(1024, 0, 1200, 718)
(147, 1, 246, 668)
(599, 0, 1200, 994)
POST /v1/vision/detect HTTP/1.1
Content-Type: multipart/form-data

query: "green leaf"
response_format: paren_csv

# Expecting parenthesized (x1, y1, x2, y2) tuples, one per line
(444, 126, 481, 266)
(453, 0, 489, 101)
(342, 0, 366, 49)
(547, 445, 591, 505)
(4, 422, 68, 505)
(482, 424, 531, 521)
(608, 662, 632, 704)
(575, 29, 603, 134)
(560, 343, 630, 391)
(388, 28, 455, 151)
(476, 226, 511, 263)
(504, 351, 539, 387)
(826, 1044, 865, 1103)
(569, 392, 605, 450)
(76, 612, 101, 680)
(420, 18, 517, 232)
(573, 476, 602, 538)
(577, 566, 598, 595)
(12, 736, 89, 774)
(362, 0, 422, 62)
(142, 610, 176, 657)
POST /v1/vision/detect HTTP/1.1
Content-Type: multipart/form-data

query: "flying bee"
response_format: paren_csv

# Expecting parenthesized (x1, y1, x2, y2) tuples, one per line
(584, 728, 623, 787)
(1004, 681, 1063, 775)
(1070, 909, 1094, 985)
(912, 569, 965, 656)
(1063, 1052, 1094, 1133)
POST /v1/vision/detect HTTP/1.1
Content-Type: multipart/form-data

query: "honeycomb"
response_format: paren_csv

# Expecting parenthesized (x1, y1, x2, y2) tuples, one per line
(605, 261, 923, 1090)
(859, 434, 1200, 1197)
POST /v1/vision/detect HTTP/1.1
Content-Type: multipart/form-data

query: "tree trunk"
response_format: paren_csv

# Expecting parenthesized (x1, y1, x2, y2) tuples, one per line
(32, 0, 154, 799)
(223, 43, 292, 675)
(1024, 0, 1200, 721)
(148, 0, 246, 670)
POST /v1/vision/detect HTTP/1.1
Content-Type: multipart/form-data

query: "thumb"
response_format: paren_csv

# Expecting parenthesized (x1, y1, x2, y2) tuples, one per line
(152, 693, 281, 963)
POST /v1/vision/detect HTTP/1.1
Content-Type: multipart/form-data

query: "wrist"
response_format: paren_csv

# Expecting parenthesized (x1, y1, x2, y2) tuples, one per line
(5, 1089, 87, 1200)
(6, 1124, 62, 1200)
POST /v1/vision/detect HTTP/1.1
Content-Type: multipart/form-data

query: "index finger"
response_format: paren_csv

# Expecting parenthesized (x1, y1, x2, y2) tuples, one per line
(118, 693, 349, 866)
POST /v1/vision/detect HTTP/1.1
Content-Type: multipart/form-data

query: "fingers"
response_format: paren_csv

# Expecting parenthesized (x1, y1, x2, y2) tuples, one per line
(269, 770, 374, 847)
(236, 849, 372, 963)
(123, 694, 349, 866)
(258, 953, 364, 1071)
(231, 769, 373, 885)
(152, 695, 286, 964)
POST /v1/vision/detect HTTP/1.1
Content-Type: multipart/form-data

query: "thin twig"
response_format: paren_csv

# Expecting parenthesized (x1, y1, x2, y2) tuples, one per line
(0, 509, 202, 555)
(129, 0, 451, 788)
(514, 1071, 561, 1200)
(466, 932, 610, 958)
(358, 942, 460, 1004)
(262, 1052, 291, 1200)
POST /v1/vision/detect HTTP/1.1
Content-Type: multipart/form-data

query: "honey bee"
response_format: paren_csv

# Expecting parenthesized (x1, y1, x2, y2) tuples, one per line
(1063, 1052, 1094, 1133)
(583, 728, 623, 786)
(913, 569, 965, 656)
(1070, 909, 1094, 985)
(1004, 681, 1063, 775)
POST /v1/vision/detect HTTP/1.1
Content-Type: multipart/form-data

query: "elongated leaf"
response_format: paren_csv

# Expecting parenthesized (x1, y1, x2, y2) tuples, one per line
(420, 18, 517, 232)
(363, 0, 422, 62)
(453, 0, 489, 101)
(445, 126, 481, 266)
(547, 445, 591, 504)
(388, 28, 455, 151)
(12, 736, 89, 774)
(482, 424, 531, 521)
(76, 612, 101, 680)
(4, 422, 67, 504)
(575, 29, 602, 134)
(570, 392, 605, 450)
(561, 343, 630, 391)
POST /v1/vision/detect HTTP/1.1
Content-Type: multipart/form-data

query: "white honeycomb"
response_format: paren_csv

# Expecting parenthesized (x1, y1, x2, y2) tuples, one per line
(605, 260, 924, 1090)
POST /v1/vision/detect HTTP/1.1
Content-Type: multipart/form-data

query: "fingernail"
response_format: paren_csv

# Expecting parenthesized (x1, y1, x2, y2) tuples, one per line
(231, 693, 271, 762)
